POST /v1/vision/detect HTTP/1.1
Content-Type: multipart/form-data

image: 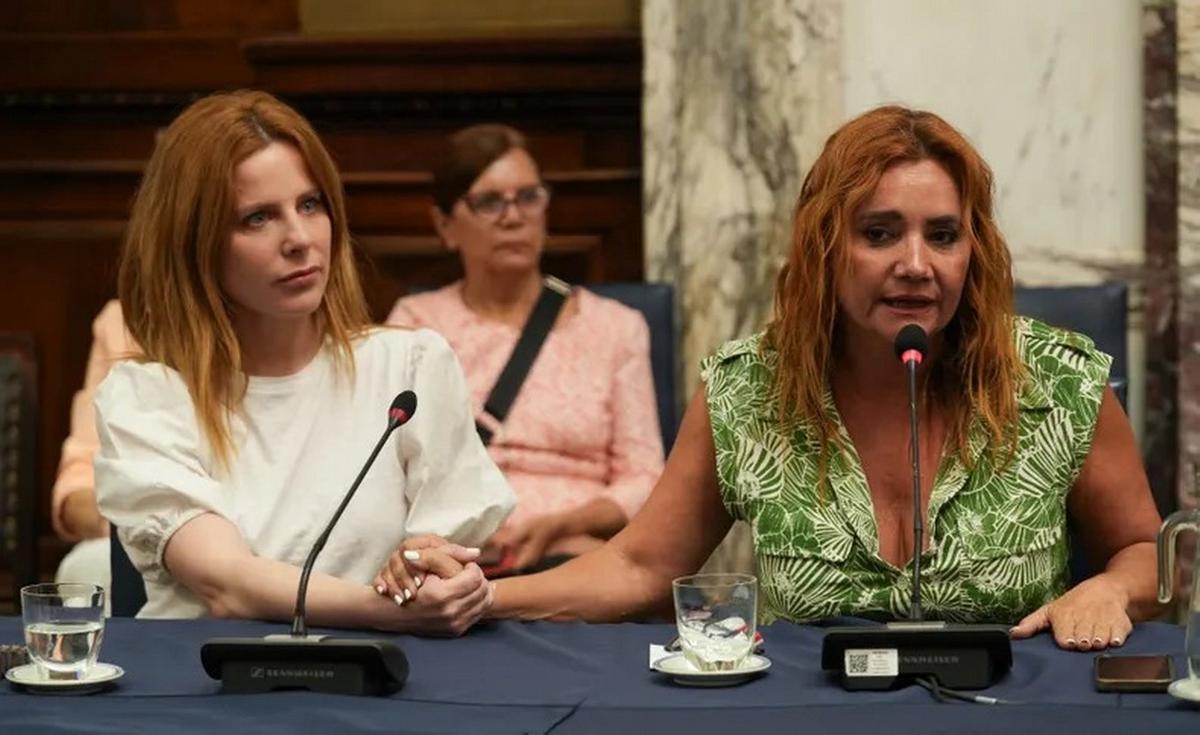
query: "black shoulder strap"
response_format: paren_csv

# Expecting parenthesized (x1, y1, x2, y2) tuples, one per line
(477, 276, 570, 445)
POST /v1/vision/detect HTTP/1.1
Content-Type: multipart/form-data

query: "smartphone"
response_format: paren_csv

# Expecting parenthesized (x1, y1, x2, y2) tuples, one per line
(1094, 654, 1175, 692)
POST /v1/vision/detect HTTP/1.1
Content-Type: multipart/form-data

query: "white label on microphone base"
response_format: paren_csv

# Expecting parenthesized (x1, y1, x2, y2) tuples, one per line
(844, 648, 899, 677)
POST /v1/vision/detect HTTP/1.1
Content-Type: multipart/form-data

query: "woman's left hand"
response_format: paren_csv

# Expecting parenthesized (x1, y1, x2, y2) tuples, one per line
(492, 514, 569, 571)
(1009, 573, 1133, 650)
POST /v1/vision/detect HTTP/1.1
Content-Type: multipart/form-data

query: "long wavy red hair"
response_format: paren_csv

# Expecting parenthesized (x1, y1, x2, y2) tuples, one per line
(764, 105, 1021, 473)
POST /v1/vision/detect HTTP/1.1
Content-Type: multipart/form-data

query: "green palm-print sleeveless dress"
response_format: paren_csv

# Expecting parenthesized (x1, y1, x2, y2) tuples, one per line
(701, 317, 1111, 625)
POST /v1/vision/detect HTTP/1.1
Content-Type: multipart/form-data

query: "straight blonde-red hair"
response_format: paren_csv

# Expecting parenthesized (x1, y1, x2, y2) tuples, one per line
(119, 90, 370, 468)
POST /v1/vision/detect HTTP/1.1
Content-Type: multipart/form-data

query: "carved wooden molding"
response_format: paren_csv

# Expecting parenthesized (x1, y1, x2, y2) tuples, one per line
(243, 32, 640, 95)
(0, 159, 637, 182)
(0, 33, 253, 92)
(0, 32, 641, 118)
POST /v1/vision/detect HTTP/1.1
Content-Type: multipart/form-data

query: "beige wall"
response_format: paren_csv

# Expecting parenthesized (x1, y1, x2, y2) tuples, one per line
(301, 0, 639, 34)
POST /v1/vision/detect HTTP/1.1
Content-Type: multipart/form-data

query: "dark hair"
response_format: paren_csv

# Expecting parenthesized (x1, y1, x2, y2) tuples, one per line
(431, 124, 530, 213)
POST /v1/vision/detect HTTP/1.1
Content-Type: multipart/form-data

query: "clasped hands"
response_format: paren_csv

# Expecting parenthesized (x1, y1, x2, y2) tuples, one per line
(369, 514, 574, 636)
(371, 534, 492, 636)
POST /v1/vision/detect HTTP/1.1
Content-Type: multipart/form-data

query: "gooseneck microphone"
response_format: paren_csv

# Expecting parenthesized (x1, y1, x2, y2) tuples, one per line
(893, 324, 928, 621)
(201, 391, 418, 696)
(292, 390, 418, 637)
(821, 326, 1012, 691)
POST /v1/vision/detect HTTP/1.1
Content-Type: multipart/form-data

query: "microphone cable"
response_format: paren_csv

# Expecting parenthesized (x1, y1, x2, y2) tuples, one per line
(915, 676, 1019, 705)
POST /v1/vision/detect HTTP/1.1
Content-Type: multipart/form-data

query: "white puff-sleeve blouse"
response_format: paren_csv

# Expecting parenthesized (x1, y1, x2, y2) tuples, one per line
(95, 328, 515, 618)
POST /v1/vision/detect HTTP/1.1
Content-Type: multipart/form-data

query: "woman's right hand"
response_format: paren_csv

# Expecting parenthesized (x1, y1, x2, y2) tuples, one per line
(376, 561, 493, 636)
(373, 536, 482, 605)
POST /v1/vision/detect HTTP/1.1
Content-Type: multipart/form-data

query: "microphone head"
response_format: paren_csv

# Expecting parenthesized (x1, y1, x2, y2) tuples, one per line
(388, 391, 417, 427)
(893, 324, 929, 364)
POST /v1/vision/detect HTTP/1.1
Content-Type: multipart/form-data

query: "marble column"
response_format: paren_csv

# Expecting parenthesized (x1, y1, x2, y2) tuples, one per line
(643, 0, 842, 576)
(643, 0, 843, 399)
(1144, 1, 1184, 518)
(1179, 0, 1200, 512)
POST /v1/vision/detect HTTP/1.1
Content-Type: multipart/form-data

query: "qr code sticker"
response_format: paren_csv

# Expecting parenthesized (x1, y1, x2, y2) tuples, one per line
(844, 648, 898, 677)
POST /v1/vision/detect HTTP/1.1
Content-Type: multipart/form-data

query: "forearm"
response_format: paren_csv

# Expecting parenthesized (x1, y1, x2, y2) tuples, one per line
(494, 385, 728, 623)
(60, 490, 108, 540)
(166, 514, 418, 631)
(491, 542, 669, 622)
(1101, 541, 1163, 621)
(557, 497, 627, 539)
(200, 553, 397, 629)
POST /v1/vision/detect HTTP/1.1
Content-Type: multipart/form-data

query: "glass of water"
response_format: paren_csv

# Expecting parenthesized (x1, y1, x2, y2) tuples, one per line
(20, 583, 106, 680)
(672, 573, 757, 672)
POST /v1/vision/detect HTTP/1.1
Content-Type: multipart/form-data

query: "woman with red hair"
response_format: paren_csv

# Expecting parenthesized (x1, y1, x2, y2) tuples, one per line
(94, 90, 513, 630)
(475, 105, 1162, 649)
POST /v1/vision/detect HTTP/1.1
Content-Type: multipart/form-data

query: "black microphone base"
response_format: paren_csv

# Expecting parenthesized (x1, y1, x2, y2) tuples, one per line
(820, 621, 1012, 690)
(200, 635, 408, 696)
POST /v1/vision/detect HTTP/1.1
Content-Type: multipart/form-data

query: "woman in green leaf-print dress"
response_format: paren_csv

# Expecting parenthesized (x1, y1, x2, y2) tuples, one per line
(488, 106, 1162, 651)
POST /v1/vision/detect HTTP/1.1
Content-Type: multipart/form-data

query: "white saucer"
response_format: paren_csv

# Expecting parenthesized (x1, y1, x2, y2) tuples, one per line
(1168, 677, 1200, 704)
(651, 653, 771, 687)
(5, 663, 124, 695)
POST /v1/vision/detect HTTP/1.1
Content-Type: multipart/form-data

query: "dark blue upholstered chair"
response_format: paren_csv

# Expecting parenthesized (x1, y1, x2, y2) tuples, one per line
(1013, 282, 1128, 584)
(585, 282, 679, 452)
(110, 531, 146, 617)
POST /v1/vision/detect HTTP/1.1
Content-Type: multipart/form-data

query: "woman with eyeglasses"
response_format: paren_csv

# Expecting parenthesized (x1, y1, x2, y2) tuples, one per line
(384, 124, 665, 579)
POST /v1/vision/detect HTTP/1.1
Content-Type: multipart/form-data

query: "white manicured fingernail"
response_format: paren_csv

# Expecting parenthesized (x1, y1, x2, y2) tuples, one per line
(1065, 638, 1075, 645)
(393, 594, 405, 606)
(403, 550, 420, 561)
(1113, 637, 1123, 646)
(404, 588, 413, 600)
(375, 584, 385, 595)
(414, 576, 423, 588)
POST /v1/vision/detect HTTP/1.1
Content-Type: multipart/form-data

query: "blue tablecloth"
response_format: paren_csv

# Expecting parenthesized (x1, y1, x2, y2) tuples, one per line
(0, 617, 1195, 733)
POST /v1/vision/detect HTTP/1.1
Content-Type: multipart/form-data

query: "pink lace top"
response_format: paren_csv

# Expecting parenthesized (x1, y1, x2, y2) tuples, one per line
(387, 283, 664, 530)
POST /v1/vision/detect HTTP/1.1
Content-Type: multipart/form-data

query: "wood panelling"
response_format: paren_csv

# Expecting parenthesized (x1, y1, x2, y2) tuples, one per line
(299, 0, 639, 35)
(0, 164, 642, 315)
(245, 33, 640, 94)
(0, 35, 255, 92)
(0, 29, 642, 579)
(1, 1, 298, 33)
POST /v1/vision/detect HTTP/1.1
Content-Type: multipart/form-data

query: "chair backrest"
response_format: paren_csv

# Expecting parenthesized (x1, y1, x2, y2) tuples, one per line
(109, 528, 147, 617)
(584, 282, 679, 452)
(1013, 282, 1128, 585)
(0, 334, 38, 609)
(1013, 283, 1128, 406)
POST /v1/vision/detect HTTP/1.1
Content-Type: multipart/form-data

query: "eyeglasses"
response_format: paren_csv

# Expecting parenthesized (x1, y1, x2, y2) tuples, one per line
(460, 184, 551, 220)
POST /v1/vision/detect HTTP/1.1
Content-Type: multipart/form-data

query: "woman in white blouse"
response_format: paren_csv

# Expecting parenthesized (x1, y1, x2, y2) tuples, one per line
(94, 90, 514, 633)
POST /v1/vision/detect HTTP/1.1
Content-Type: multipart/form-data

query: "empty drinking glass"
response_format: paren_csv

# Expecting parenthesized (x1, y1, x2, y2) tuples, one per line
(20, 583, 106, 680)
(672, 573, 757, 672)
